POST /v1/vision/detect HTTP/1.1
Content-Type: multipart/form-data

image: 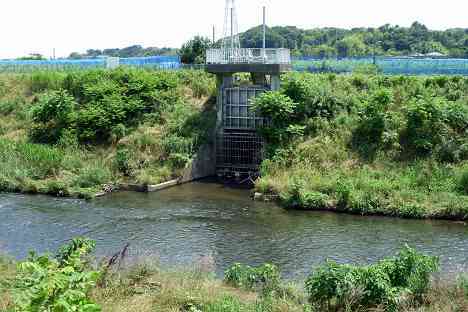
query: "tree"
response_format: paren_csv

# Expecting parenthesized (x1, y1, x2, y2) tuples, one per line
(17, 53, 46, 61)
(86, 49, 102, 57)
(179, 36, 212, 64)
(68, 52, 82, 59)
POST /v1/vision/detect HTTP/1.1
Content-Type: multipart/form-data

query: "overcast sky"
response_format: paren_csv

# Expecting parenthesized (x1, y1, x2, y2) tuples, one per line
(1, 0, 467, 59)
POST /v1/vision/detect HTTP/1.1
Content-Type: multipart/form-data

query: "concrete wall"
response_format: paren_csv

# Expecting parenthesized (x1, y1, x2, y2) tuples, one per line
(180, 141, 216, 183)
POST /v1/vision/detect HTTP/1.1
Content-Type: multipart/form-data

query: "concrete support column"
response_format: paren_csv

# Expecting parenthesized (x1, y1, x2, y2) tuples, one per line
(271, 75, 281, 91)
(222, 74, 234, 87)
(216, 73, 234, 134)
(216, 75, 224, 134)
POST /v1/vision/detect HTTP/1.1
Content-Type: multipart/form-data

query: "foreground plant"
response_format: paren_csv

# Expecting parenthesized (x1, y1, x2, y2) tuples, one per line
(8, 237, 101, 312)
(305, 245, 439, 311)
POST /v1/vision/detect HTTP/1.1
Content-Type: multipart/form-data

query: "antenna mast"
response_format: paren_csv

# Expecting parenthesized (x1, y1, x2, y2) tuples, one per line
(222, 0, 241, 52)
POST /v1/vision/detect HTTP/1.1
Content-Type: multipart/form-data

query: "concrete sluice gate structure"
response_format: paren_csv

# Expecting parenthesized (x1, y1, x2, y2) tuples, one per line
(206, 48, 291, 181)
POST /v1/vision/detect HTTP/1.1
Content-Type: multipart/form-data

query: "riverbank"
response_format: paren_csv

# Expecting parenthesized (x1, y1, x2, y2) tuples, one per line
(1, 240, 468, 312)
(253, 73, 468, 220)
(0, 69, 216, 199)
(1, 69, 467, 220)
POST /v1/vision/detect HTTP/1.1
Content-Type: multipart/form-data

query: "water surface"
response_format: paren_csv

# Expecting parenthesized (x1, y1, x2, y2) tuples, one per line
(1, 182, 467, 280)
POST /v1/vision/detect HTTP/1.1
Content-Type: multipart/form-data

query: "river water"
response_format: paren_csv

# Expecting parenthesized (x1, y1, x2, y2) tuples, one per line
(1, 181, 467, 280)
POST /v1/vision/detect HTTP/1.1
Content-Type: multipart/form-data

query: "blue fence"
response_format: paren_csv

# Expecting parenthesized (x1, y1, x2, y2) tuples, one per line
(119, 56, 181, 69)
(0, 56, 181, 72)
(2, 55, 468, 75)
(293, 57, 468, 75)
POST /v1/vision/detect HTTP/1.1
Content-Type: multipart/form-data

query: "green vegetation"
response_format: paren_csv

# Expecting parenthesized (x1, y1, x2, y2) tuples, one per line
(179, 36, 214, 64)
(306, 246, 438, 311)
(68, 45, 177, 59)
(6, 238, 101, 311)
(16, 54, 47, 61)
(254, 73, 468, 220)
(1, 240, 467, 311)
(225, 263, 281, 296)
(0, 68, 216, 198)
(241, 22, 468, 58)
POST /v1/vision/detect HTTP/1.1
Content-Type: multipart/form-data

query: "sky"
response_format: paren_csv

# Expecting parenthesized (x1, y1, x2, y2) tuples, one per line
(1, 0, 467, 59)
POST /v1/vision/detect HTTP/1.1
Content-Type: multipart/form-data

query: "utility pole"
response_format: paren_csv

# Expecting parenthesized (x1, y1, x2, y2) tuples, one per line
(213, 25, 216, 45)
(263, 6, 266, 50)
(231, 7, 234, 50)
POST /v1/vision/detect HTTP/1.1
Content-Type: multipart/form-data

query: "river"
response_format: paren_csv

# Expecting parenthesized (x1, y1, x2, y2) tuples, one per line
(1, 181, 467, 280)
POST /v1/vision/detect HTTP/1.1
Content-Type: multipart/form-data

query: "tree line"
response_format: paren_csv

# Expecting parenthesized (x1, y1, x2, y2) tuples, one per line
(68, 45, 177, 59)
(242, 22, 468, 58)
(66, 22, 468, 62)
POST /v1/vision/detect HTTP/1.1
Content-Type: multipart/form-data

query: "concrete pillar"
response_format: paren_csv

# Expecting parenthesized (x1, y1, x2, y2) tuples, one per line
(222, 74, 234, 87)
(216, 75, 224, 134)
(271, 75, 281, 91)
(216, 73, 234, 133)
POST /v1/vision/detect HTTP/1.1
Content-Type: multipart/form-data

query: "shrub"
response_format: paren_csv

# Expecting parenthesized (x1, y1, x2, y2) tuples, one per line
(45, 180, 70, 197)
(225, 263, 280, 296)
(252, 91, 299, 145)
(114, 148, 133, 176)
(8, 237, 101, 311)
(280, 179, 329, 210)
(57, 129, 79, 149)
(73, 166, 111, 189)
(457, 168, 468, 195)
(29, 71, 65, 94)
(30, 68, 185, 144)
(252, 91, 296, 127)
(110, 123, 128, 143)
(30, 89, 77, 143)
(352, 88, 400, 159)
(305, 246, 439, 311)
(282, 73, 345, 119)
(403, 96, 449, 157)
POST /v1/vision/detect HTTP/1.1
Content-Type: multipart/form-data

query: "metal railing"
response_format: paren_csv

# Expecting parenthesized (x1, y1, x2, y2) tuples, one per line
(206, 48, 291, 65)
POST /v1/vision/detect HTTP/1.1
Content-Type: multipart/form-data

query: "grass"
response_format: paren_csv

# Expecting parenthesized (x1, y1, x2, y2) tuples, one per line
(1, 254, 468, 312)
(255, 73, 468, 221)
(257, 147, 468, 220)
(0, 256, 15, 311)
(0, 69, 216, 198)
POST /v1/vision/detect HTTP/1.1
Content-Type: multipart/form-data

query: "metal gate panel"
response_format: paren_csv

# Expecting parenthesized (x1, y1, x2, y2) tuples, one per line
(216, 132, 265, 171)
(222, 87, 269, 130)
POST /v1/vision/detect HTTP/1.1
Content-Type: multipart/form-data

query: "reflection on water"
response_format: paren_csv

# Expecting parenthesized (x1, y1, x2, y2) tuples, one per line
(1, 181, 468, 280)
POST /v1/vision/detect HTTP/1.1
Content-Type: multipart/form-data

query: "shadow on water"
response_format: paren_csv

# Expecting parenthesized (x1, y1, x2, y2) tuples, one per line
(1, 181, 468, 280)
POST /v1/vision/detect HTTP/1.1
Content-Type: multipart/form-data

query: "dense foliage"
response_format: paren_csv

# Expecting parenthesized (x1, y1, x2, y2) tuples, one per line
(0, 69, 216, 197)
(241, 22, 468, 58)
(30, 68, 182, 144)
(306, 246, 439, 311)
(1, 241, 465, 312)
(255, 73, 468, 219)
(7, 238, 101, 311)
(179, 36, 213, 64)
(68, 45, 177, 59)
(224, 263, 280, 295)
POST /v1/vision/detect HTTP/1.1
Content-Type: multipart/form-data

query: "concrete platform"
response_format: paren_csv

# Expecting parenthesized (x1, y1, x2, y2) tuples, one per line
(206, 63, 292, 74)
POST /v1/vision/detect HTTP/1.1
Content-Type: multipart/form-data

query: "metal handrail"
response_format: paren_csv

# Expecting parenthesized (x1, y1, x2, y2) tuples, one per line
(206, 48, 291, 65)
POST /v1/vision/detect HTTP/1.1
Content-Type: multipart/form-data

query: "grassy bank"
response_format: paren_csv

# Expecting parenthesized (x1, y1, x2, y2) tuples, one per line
(1, 239, 468, 312)
(2, 69, 467, 220)
(0, 69, 216, 198)
(254, 73, 468, 220)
